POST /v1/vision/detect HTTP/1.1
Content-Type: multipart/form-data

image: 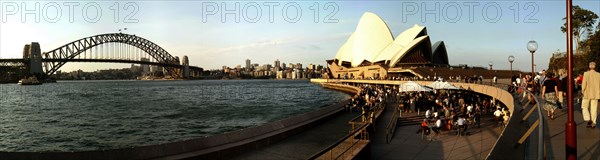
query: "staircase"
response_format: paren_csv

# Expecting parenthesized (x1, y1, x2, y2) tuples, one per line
(396, 114, 423, 127)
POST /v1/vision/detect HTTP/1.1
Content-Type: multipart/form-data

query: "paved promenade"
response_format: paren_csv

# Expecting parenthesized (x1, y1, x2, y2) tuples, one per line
(232, 111, 360, 160)
(369, 102, 502, 160)
(543, 99, 600, 159)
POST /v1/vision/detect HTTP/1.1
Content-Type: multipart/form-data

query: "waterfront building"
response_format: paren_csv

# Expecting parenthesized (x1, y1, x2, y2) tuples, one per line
(245, 59, 251, 71)
(286, 71, 293, 79)
(276, 70, 285, 79)
(308, 64, 316, 70)
(317, 65, 323, 71)
(274, 59, 281, 72)
(326, 12, 449, 79)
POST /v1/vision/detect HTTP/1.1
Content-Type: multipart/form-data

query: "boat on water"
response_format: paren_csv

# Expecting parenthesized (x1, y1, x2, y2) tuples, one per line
(18, 76, 42, 85)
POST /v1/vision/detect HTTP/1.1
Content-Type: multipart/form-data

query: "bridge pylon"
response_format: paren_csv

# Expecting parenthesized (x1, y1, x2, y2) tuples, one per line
(22, 42, 44, 79)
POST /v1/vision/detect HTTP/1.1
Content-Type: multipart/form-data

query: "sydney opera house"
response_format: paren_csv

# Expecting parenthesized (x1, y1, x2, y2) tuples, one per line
(326, 12, 450, 79)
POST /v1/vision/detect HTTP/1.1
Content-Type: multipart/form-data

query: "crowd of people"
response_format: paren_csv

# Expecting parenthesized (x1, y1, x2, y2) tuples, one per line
(346, 84, 387, 124)
(341, 81, 512, 141)
(404, 89, 509, 140)
(509, 62, 599, 128)
(335, 62, 599, 145)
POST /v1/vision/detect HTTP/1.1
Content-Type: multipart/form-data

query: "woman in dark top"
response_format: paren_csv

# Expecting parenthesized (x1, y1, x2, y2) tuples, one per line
(542, 72, 559, 120)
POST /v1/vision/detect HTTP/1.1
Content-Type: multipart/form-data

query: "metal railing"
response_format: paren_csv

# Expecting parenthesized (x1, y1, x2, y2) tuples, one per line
(385, 105, 399, 144)
(516, 85, 544, 160)
(308, 123, 370, 160)
(496, 82, 544, 160)
(310, 87, 387, 159)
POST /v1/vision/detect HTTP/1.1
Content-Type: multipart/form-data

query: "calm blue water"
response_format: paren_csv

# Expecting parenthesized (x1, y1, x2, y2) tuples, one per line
(0, 80, 349, 152)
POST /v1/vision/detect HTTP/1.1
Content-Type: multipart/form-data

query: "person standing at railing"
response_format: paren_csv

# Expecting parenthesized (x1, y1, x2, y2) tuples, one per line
(581, 62, 600, 128)
(542, 72, 559, 120)
(493, 75, 498, 86)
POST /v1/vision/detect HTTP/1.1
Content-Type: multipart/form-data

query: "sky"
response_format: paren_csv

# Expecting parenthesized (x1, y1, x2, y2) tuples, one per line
(1, 0, 599, 72)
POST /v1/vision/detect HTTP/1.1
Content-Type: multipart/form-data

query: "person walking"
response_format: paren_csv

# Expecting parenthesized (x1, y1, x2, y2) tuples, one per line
(542, 72, 559, 120)
(582, 62, 600, 128)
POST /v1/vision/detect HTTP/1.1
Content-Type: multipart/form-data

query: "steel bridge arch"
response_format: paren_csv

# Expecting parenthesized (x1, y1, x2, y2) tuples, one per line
(42, 33, 181, 76)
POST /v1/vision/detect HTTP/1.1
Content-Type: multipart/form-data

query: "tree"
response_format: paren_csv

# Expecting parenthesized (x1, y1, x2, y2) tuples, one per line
(586, 30, 600, 68)
(561, 5, 599, 54)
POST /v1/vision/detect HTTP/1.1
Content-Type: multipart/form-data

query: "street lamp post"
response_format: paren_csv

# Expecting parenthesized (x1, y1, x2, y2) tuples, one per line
(565, 0, 577, 159)
(489, 61, 494, 85)
(527, 40, 538, 92)
(508, 55, 515, 76)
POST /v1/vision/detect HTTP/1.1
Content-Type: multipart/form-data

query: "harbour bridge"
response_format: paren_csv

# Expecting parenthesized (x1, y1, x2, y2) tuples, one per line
(0, 33, 203, 80)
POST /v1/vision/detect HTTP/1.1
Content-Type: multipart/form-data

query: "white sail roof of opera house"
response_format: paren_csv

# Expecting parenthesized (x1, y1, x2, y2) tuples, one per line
(334, 12, 394, 67)
(334, 12, 446, 67)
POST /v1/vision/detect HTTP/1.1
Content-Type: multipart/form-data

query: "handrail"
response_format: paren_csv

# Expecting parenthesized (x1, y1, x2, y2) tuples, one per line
(307, 123, 370, 160)
(348, 114, 367, 132)
(494, 82, 544, 160)
(516, 83, 544, 160)
(385, 105, 399, 144)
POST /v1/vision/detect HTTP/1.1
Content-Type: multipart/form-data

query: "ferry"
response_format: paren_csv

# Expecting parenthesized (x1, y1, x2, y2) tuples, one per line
(18, 76, 42, 85)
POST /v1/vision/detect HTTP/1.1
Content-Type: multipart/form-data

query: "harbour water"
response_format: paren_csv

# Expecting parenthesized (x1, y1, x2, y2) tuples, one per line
(0, 80, 349, 152)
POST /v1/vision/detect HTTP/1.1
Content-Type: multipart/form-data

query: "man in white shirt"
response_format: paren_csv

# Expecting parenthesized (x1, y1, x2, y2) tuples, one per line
(436, 118, 442, 128)
(431, 117, 443, 141)
(425, 109, 431, 119)
(467, 104, 473, 113)
(457, 116, 466, 135)
(494, 108, 503, 118)
(493, 76, 498, 84)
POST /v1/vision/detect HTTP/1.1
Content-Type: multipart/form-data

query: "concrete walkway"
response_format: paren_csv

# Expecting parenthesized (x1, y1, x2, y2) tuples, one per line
(543, 99, 600, 159)
(369, 103, 503, 160)
(232, 111, 360, 160)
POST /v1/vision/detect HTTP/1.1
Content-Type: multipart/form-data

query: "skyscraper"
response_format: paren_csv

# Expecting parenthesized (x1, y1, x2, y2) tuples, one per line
(274, 59, 280, 71)
(245, 59, 251, 70)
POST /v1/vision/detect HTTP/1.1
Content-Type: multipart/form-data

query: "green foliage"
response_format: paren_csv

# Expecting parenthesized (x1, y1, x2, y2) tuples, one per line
(551, 6, 600, 74)
(587, 30, 600, 68)
(561, 5, 599, 38)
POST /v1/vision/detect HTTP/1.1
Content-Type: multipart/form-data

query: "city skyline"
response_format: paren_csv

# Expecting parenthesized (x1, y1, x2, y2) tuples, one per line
(1, 1, 599, 72)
